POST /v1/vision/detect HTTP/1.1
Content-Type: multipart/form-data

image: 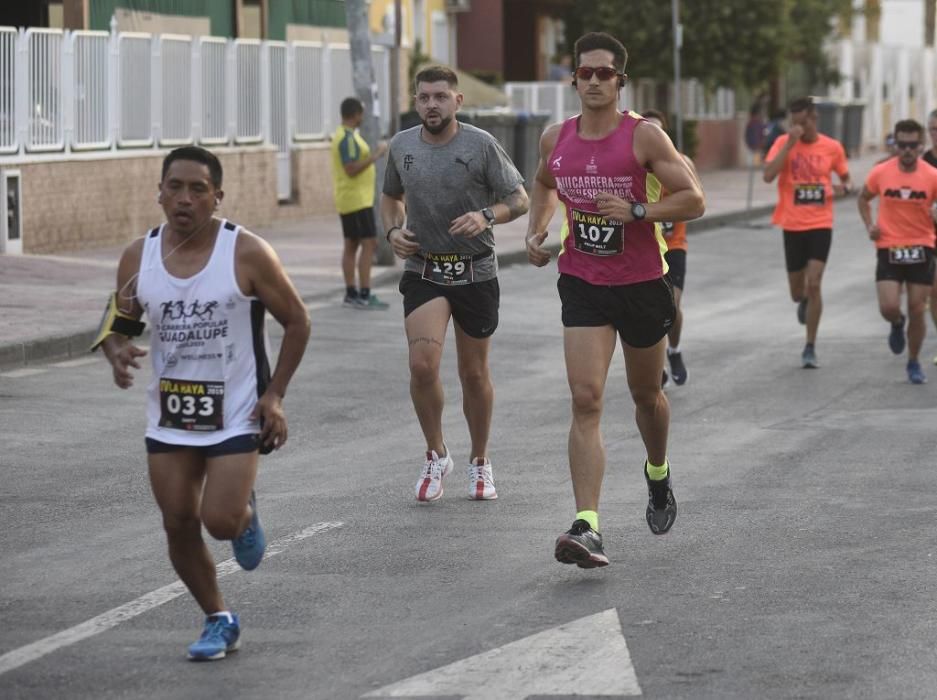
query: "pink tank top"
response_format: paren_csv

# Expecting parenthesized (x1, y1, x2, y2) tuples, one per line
(549, 112, 666, 286)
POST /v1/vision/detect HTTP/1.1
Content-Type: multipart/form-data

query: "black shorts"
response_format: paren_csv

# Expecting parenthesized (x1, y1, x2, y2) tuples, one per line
(557, 273, 675, 349)
(340, 207, 377, 240)
(875, 247, 936, 285)
(664, 249, 687, 290)
(783, 228, 832, 272)
(145, 433, 260, 457)
(399, 271, 499, 339)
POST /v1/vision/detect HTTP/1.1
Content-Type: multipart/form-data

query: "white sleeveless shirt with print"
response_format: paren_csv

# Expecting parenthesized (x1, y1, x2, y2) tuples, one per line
(136, 220, 271, 445)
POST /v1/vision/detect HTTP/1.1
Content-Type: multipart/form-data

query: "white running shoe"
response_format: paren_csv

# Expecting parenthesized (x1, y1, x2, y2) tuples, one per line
(467, 458, 498, 500)
(415, 448, 453, 502)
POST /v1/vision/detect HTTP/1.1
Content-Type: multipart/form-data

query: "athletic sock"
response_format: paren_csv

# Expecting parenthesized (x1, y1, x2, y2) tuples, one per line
(645, 459, 669, 481)
(668, 345, 681, 355)
(576, 510, 599, 531)
(208, 611, 234, 624)
(346, 286, 357, 299)
(360, 287, 371, 300)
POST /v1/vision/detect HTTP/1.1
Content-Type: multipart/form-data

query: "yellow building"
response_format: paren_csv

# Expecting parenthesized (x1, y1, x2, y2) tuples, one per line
(369, 0, 454, 65)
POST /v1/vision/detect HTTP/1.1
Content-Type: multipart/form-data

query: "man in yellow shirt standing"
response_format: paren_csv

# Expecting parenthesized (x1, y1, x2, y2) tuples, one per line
(331, 97, 389, 309)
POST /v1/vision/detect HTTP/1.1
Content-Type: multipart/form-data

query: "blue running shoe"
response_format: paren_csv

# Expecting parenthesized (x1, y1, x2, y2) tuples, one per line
(796, 298, 807, 325)
(801, 343, 819, 369)
(907, 360, 926, 385)
(187, 612, 240, 661)
(232, 490, 266, 571)
(888, 315, 906, 355)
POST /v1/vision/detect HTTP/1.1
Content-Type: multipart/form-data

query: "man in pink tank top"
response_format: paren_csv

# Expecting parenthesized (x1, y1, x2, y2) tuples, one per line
(526, 32, 705, 568)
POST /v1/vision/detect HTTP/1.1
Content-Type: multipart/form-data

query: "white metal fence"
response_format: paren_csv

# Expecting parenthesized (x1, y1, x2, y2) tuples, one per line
(505, 78, 736, 126)
(0, 26, 391, 160)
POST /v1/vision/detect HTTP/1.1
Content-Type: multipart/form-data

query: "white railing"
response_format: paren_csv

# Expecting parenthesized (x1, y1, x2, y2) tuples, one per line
(293, 41, 325, 140)
(117, 33, 151, 147)
(198, 37, 227, 144)
(158, 34, 192, 145)
(26, 28, 63, 152)
(0, 28, 17, 153)
(0, 26, 391, 156)
(70, 31, 109, 149)
(505, 78, 736, 126)
(234, 39, 262, 144)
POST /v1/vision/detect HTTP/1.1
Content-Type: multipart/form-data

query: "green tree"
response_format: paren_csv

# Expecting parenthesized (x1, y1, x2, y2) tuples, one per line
(562, 0, 852, 91)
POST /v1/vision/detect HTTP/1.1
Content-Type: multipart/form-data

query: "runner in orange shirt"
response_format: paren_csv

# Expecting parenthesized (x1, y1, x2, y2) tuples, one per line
(764, 97, 852, 369)
(858, 119, 937, 384)
(642, 109, 698, 387)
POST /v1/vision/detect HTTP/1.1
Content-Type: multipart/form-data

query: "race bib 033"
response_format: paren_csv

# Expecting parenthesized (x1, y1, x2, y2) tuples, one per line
(159, 378, 224, 432)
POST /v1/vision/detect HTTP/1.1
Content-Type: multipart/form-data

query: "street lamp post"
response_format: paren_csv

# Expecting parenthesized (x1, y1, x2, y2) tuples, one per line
(672, 0, 683, 152)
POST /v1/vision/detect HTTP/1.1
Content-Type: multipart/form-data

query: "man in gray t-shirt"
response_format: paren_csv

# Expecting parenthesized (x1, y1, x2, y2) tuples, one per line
(380, 65, 528, 504)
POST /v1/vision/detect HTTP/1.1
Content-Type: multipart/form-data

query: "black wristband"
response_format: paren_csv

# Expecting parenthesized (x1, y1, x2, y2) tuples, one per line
(386, 225, 401, 242)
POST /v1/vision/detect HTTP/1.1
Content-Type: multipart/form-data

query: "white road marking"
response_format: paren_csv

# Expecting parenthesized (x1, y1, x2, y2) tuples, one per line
(0, 368, 47, 378)
(0, 521, 343, 677)
(50, 357, 100, 368)
(363, 608, 642, 699)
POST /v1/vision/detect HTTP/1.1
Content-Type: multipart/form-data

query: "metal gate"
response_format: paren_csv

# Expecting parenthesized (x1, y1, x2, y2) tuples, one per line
(267, 42, 290, 201)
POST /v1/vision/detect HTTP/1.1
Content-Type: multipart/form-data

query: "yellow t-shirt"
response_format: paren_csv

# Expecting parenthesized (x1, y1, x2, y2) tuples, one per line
(331, 125, 375, 215)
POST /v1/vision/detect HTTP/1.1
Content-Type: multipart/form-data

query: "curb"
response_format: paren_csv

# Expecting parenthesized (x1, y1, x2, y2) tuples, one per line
(0, 208, 773, 371)
(687, 203, 775, 233)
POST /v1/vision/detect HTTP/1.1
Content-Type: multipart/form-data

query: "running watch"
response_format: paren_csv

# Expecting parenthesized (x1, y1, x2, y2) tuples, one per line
(481, 207, 496, 227)
(630, 202, 647, 221)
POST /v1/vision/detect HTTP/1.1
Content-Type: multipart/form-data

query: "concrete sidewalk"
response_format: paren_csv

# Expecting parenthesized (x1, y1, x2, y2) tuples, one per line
(0, 152, 881, 369)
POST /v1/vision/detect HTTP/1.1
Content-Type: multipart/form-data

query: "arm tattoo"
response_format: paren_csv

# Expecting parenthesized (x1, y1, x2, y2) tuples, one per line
(408, 336, 443, 348)
(501, 189, 530, 220)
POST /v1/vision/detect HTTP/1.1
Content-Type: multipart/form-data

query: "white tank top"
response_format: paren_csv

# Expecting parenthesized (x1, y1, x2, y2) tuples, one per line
(136, 220, 271, 445)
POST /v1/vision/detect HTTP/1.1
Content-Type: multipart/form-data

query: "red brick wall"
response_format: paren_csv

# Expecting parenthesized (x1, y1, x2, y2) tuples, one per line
(456, 0, 504, 77)
(692, 119, 741, 171)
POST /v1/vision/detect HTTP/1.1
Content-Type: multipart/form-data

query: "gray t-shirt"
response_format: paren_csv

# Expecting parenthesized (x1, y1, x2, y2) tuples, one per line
(383, 122, 524, 282)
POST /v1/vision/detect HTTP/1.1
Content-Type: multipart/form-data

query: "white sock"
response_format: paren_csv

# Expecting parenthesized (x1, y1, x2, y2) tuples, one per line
(668, 345, 681, 355)
(209, 611, 233, 624)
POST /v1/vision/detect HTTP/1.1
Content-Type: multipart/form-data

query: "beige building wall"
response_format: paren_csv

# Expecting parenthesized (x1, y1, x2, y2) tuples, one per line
(15, 145, 336, 254)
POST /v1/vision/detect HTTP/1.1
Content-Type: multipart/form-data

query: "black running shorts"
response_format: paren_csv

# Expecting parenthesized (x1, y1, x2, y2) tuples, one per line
(145, 433, 261, 457)
(557, 273, 675, 349)
(875, 247, 936, 286)
(664, 249, 687, 290)
(340, 207, 377, 240)
(399, 271, 499, 339)
(783, 228, 832, 272)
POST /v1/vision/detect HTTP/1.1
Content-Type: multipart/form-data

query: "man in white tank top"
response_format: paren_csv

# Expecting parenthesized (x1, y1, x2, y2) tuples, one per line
(99, 147, 310, 661)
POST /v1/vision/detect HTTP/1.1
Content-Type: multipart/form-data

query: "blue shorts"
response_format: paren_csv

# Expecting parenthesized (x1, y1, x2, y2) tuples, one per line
(145, 433, 260, 458)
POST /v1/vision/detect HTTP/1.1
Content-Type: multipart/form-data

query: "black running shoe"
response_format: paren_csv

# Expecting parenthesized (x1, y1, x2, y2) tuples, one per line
(668, 351, 687, 385)
(888, 315, 906, 355)
(796, 298, 807, 325)
(554, 519, 609, 568)
(645, 465, 677, 535)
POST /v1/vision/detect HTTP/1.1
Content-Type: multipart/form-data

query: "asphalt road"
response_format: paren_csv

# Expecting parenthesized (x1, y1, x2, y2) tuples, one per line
(2, 200, 937, 699)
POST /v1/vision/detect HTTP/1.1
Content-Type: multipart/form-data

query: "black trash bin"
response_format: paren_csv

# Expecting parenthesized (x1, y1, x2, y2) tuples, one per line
(841, 102, 864, 157)
(813, 99, 844, 144)
(513, 112, 551, 186)
(467, 110, 518, 162)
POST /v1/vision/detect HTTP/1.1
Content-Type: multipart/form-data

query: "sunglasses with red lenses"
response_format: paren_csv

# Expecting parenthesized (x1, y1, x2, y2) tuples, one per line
(574, 66, 622, 82)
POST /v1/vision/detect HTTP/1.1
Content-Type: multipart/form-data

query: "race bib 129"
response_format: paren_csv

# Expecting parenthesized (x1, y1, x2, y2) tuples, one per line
(421, 253, 474, 285)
